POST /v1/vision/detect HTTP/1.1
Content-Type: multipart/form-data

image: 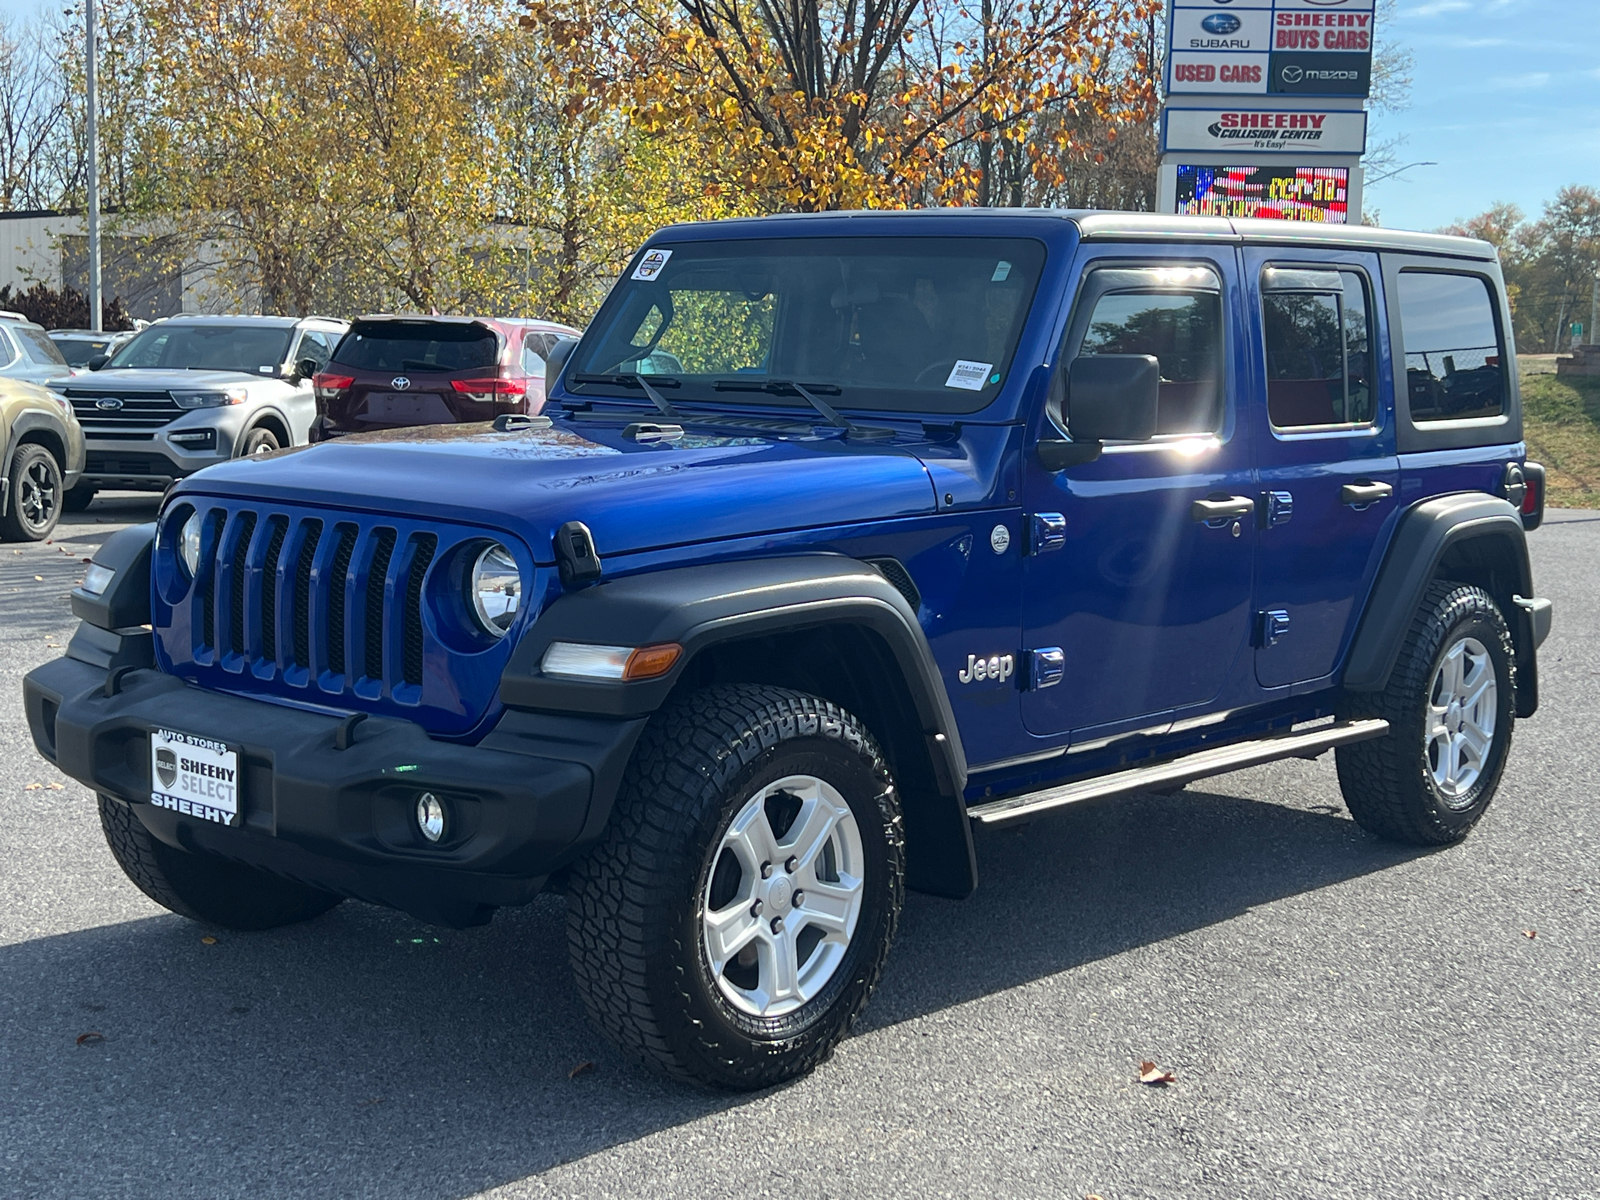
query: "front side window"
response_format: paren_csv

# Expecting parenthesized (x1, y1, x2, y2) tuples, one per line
(294, 331, 334, 370)
(1069, 266, 1225, 436)
(1261, 267, 1374, 429)
(568, 237, 1048, 414)
(1397, 271, 1505, 422)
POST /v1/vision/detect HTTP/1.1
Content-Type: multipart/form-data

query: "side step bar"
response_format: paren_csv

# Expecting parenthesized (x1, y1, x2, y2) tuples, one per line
(966, 718, 1389, 828)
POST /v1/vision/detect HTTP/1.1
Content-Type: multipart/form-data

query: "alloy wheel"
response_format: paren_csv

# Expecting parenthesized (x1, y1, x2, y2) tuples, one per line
(1426, 634, 1497, 806)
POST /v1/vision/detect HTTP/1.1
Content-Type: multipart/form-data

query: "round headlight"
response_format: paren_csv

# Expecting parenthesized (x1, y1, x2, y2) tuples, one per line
(180, 511, 203, 578)
(469, 543, 521, 635)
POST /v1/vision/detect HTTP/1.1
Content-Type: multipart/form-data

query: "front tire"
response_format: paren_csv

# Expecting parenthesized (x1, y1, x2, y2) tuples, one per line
(0, 443, 63, 542)
(98, 794, 342, 930)
(1337, 581, 1516, 845)
(239, 427, 280, 457)
(565, 685, 905, 1090)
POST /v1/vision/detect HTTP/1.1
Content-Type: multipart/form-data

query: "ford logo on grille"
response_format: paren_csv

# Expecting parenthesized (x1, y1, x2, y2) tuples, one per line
(391, 376, 411, 390)
(96, 398, 124, 410)
(1201, 12, 1241, 32)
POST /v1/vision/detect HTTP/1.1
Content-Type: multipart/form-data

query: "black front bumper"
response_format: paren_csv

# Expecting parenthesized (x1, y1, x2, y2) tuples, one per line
(24, 655, 646, 927)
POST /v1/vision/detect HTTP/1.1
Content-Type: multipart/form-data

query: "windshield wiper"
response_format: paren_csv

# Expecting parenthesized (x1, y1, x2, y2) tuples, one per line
(713, 379, 892, 441)
(569, 373, 682, 420)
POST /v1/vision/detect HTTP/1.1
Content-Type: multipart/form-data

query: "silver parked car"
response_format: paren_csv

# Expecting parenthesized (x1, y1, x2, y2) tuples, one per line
(50, 314, 348, 504)
(48, 327, 138, 368)
(0, 311, 74, 385)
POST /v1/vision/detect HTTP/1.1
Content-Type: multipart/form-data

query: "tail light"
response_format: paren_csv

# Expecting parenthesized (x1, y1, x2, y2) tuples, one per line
(1521, 461, 1545, 531)
(451, 378, 526, 402)
(314, 372, 354, 400)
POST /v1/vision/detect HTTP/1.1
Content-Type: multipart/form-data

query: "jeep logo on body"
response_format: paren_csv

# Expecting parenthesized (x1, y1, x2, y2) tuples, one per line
(958, 653, 1014, 684)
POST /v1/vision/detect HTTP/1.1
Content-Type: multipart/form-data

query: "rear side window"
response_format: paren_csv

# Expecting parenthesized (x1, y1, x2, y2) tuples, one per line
(17, 326, 69, 365)
(334, 322, 499, 373)
(1071, 266, 1224, 435)
(1261, 267, 1374, 429)
(1397, 272, 1504, 422)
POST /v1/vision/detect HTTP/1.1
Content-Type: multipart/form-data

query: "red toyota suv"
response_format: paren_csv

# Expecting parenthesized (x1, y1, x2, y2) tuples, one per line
(311, 315, 581, 438)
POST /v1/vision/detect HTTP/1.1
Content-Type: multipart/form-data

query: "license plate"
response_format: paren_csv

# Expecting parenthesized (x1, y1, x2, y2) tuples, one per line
(150, 728, 241, 827)
(364, 393, 438, 422)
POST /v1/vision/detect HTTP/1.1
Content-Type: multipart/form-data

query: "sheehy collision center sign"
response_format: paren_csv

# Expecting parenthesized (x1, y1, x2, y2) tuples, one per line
(1167, 0, 1375, 98)
(1163, 107, 1368, 154)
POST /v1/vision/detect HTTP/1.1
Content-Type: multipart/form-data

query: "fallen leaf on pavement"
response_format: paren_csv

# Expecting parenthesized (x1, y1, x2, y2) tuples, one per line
(24, 783, 42, 790)
(200, 936, 217, 945)
(76, 1032, 104, 1046)
(46, 783, 63, 790)
(82, 558, 91, 564)
(1139, 1060, 1177, 1085)
(34, 575, 43, 581)
(568, 1060, 595, 1080)
(1523, 929, 1537, 939)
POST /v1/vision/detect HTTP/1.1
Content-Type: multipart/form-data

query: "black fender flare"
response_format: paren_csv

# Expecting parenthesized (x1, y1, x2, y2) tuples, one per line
(1343, 493, 1543, 716)
(499, 554, 978, 898)
(1, 408, 80, 513)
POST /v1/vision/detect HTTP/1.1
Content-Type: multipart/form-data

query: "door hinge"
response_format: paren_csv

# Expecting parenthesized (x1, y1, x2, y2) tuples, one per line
(1263, 490, 1293, 527)
(1257, 609, 1291, 648)
(1028, 646, 1065, 689)
(1028, 512, 1067, 554)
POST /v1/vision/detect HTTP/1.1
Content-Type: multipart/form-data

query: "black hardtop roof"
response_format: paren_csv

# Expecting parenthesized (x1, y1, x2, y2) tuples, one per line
(650, 208, 1497, 263)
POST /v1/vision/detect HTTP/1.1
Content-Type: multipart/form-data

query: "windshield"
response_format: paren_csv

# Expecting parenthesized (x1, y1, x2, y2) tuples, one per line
(569, 236, 1047, 414)
(106, 324, 293, 373)
(50, 335, 118, 367)
(333, 320, 501, 372)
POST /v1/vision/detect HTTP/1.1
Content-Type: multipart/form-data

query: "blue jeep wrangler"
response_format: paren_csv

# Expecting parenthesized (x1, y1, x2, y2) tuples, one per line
(24, 211, 1552, 1089)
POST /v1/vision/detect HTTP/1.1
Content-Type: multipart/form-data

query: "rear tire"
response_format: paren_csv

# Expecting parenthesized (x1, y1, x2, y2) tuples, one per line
(565, 685, 904, 1090)
(1337, 581, 1515, 845)
(0, 443, 63, 542)
(98, 794, 342, 930)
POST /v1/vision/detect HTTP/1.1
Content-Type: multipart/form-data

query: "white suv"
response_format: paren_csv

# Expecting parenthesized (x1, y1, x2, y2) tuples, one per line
(50, 314, 348, 505)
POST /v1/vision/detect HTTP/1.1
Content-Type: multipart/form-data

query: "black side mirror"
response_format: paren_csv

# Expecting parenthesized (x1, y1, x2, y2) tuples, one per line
(87, 354, 109, 371)
(1037, 354, 1160, 470)
(546, 337, 579, 397)
(293, 357, 320, 383)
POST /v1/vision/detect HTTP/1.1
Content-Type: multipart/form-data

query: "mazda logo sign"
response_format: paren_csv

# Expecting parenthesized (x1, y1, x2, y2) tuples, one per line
(391, 376, 411, 390)
(96, 398, 124, 410)
(1281, 65, 1304, 83)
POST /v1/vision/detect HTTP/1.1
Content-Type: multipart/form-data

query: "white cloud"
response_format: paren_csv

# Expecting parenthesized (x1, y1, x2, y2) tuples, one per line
(1405, 0, 1473, 18)
(1489, 72, 1553, 89)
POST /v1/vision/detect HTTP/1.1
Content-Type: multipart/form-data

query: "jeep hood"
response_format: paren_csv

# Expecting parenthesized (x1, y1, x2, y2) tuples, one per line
(174, 420, 939, 562)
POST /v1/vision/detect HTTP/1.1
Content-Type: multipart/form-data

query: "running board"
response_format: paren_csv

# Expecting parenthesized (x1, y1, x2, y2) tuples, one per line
(966, 719, 1389, 828)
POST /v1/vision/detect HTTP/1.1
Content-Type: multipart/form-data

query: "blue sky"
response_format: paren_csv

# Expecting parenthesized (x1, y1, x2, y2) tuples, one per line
(1367, 0, 1600, 231)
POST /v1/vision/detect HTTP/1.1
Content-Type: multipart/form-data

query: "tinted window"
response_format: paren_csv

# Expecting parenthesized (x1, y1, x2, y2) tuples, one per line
(295, 330, 334, 369)
(50, 335, 117, 367)
(17, 326, 69, 366)
(1262, 268, 1374, 428)
(333, 321, 499, 373)
(108, 324, 293, 373)
(569, 237, 1047, 414)
(1071, 267, 1224, 435)
(1398, 272, 1504, 422)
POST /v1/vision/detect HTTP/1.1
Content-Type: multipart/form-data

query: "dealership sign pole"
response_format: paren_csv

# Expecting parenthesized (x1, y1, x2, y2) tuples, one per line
(1157, 0, 1375, 224)
(86, 0, 102, 333)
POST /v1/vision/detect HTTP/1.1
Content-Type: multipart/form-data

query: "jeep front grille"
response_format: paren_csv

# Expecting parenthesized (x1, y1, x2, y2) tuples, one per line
(173, 503, 463, 709)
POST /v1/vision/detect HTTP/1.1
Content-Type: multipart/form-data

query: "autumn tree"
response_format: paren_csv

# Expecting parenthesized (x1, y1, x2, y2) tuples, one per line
(624, 0, 1159, 212)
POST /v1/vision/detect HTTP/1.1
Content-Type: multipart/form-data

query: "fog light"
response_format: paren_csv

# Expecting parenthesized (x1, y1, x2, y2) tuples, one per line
(416, 792, 445, 842)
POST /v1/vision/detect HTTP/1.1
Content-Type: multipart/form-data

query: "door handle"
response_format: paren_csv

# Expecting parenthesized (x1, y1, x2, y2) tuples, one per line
(1192, 495, 1256, 524)
(1341, 481, 1394, 507)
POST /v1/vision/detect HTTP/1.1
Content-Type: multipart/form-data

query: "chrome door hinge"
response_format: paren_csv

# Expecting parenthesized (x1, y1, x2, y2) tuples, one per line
(1263, 490, 1293, 527)
(1258, 609, 1291, 648)
(1028, 512, 1067, 554)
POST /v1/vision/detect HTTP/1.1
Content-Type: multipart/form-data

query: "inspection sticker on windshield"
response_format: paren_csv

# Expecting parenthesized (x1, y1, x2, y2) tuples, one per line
(150, 729, 240, 826)
(631, 248, 673, 281)
(944, 360, 994, 391)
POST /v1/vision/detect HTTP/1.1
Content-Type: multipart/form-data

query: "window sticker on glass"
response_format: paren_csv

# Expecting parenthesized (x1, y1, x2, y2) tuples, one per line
(631, 248, 673, 281)
(945, 359, 994, 390)
(991, 261, 1012, 282)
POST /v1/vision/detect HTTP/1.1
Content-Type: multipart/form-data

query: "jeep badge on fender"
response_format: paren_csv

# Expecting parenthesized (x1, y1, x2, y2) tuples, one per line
(23, 211, 1550, 1093)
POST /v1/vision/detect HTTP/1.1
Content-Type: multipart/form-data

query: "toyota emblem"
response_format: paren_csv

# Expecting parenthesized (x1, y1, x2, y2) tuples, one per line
(391, 376, 411, 390)
(96, 397, 124, 410)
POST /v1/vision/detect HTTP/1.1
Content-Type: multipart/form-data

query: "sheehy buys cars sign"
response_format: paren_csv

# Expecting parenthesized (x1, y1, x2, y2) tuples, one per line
(1162, 107, 1368, 155)
(1167, 0, 1375, 98)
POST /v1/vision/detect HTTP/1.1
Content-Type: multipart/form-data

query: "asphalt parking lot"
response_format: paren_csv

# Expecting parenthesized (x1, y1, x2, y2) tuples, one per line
(2, 498, 1596, 1200)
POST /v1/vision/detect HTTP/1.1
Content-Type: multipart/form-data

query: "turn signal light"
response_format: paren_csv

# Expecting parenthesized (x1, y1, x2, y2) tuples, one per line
(541, 641, 683, 682)
(623, 643, 683, 680)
